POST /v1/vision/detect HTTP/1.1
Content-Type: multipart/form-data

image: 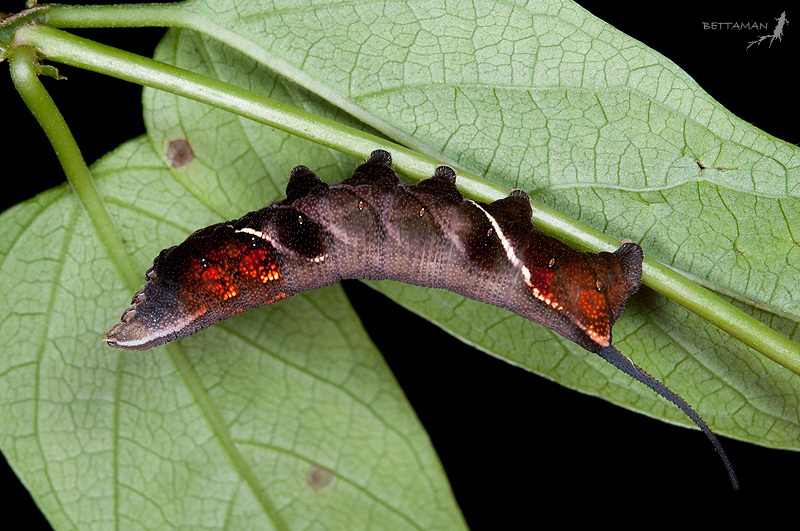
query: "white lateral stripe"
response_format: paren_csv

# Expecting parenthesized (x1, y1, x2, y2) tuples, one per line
(235, 227, 278, 247)
(237, 226, 323, 263)
(107, 305, 207, 348)
(466, 200, 531, 285)
(235, 227, 266, 239)
(106, 336, 151, 348)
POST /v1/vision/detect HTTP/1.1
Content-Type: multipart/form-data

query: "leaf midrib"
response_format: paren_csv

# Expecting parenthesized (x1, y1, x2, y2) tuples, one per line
(165, 341, 291, 531)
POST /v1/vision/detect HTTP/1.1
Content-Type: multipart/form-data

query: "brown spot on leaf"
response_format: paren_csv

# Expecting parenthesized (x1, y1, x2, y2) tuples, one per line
(167, 139, 194, 168)
(308, 465, 334, 490)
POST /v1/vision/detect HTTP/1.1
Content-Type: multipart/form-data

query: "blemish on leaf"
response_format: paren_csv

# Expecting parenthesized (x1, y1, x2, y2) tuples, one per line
(695, 159, 736, 172)
(308, 465, 334, 490)
(167, 139, 194, 168)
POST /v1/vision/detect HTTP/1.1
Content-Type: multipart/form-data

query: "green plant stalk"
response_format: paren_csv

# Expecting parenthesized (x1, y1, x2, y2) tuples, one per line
(13, 24, 800, 375)
(18, 24, 501, 198)
(527, 201, 800, 372)
(8, 43, 141, 292)
(9, 44, 295, 529)
(45, 2, 188, 28)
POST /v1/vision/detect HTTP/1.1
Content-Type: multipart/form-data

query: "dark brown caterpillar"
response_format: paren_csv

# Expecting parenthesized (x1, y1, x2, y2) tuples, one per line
(106, 149, 737, 489)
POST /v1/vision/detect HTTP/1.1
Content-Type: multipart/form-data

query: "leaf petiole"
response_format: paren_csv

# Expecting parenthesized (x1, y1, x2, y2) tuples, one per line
(8, 43, 141, 290)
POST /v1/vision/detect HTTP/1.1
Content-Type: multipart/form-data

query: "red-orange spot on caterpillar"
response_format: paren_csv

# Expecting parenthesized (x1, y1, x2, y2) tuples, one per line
(238, 248, 282, 283)
(201, 266, 221, 282)
(576, 288, 611, 346)
(200, 265, 237, 300)
(267, 292, 290, 303)
(238, 248, 266, 278)
(527, 267, 555, 292)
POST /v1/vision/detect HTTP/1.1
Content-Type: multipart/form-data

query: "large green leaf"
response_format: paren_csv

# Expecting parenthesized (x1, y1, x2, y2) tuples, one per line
(2, 0, 799, 529)
(142, 0, 800, 443)
(0, 135, 466, 529)
(181, 0, 800, 318)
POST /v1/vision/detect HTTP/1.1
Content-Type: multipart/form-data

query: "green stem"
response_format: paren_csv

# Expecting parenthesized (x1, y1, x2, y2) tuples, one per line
(16, 23, 465, 187)
(529, 200, 800, 374)
(45, 2, 189, 28)
(13, 24, 800, 375)
(8, 44, 141, 292)
(642, 259, 798, 369)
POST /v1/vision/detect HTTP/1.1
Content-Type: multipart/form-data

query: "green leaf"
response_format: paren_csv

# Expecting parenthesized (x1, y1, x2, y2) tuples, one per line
(150, 0, 800, 442)
(0, 136, 466, 529)
(180, 0, 800, 318)
(3, 0, 800, 528)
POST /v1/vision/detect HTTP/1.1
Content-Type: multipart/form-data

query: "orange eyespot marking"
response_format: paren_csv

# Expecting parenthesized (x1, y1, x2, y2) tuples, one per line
(584, 328, 609, 346)
(239, 249, 266, 277)
(201, 266, 222, 282)
(528, 268, 555, 292)
(419, 207, 426, 217)
(202, 266, 238, 300)
(239, 249, 282, 283)
(264, 263, 282, 282)
(576, 288, 611, 346)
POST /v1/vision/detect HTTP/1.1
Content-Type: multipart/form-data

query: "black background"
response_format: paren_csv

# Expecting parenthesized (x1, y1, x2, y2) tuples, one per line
(2, 1, 798, 527)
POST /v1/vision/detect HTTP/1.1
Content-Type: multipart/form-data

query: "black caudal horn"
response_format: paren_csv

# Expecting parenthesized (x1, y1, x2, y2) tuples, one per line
(596, 345, 739, 490)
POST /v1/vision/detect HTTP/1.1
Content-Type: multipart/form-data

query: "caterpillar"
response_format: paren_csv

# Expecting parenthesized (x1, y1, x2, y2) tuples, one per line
(106, 149, 738, 489)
